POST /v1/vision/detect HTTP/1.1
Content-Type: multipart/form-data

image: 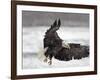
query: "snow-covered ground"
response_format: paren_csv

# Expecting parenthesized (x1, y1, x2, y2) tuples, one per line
(23, 53, 89, 69)
(22, 26, 90, 69)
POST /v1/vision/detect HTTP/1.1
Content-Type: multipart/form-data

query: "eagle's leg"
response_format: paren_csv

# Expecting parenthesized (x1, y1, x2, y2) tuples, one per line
(48, 60, 52, 65)
(48, 54, 53, 65)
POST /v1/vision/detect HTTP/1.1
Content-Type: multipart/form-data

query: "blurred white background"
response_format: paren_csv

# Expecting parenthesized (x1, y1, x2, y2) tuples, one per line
(0, 0, 99, 80)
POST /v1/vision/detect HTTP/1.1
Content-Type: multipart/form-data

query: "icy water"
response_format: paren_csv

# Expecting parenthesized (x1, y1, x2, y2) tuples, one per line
(22, 26, 90, 69)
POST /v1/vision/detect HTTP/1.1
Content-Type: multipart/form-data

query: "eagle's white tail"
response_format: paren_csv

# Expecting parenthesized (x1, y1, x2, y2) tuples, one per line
(37, 47, 48, 62)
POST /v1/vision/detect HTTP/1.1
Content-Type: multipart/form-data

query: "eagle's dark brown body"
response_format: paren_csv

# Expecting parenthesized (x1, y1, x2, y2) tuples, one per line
(43, 19, 89, 65)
